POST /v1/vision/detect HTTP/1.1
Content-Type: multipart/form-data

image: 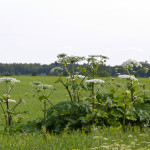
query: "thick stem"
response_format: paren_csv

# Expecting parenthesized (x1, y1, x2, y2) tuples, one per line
(130, 81, 134, 102)
(123, 95, 127, 133)
(92, 69, 95, 110)
(60, 79, 73, 102)
(0, 103, 7, 125)
(44, 101, 46, 121)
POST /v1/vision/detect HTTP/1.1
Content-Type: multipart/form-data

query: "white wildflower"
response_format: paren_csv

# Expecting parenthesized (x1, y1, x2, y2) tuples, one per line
(100, 145, 109, 149)
(67, 75, 85, 79)
(103, 137, 108, 140)
(50, 67, 63, 73)
(0, 77, 20, 83)
(90, 147, 99, 150)
(122, 59, 142, 67)
(118, 75, 138, 81)
(66, 55, 85, 63)
(3, 99, 16, 103)
(42, 84, 53, 89)
(85, 79, 105, 84)
(128, 135, 133, 138)
(32, 81, 42, 86)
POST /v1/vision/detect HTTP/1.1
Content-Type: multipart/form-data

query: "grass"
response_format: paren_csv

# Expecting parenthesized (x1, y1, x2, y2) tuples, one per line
(0, 76, 150, 149)
(1, 127, 150, 149)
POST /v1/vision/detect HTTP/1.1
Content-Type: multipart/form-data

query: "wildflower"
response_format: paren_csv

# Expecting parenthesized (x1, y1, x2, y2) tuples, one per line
(93, 136, 102, 139)
(66, 55, 85, 63)
(103, 137, 108, 140)
(0, 77, 20, 83)
(100, 145, 109, 149)
(122, 59, 142, 67)
(118, 75, 138, 81)
(67, 75, 85, 79)
(3, 99, 16, 103)
(50, 67, 63, 73)
(42, 84, 53, 89)
(32, 81, 42, 86)
(128, 135, 133, 138)
(85, 79, 105, 84)
(57, 53, 67, 58)
(90, 147, 99, 150)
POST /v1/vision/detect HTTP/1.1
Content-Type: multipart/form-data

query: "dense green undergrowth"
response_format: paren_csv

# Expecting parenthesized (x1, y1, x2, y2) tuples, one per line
(1, 127, 150, 150)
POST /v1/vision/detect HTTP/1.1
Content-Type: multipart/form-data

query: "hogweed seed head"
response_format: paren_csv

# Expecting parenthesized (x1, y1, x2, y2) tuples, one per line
(85, 79, 105, 84)
(0, 77, 20, 83)
(122, 59, 142, 68)
(118, 74, 138, 81)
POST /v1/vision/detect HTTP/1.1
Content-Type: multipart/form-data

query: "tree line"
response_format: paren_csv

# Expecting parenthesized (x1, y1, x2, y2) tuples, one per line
(0, 61, 149, 77)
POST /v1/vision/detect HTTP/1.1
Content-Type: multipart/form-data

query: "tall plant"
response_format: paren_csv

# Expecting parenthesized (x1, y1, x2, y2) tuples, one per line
(52, 53, 87, 102)
(0, 77, 25, 126)
(31, 81, 55, 121)
(85, 55, 108, 109)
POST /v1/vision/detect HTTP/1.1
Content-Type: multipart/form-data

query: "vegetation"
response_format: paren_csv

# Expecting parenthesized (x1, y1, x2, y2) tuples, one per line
(0, 60, 150, 77)
(0, 54, 150, 149)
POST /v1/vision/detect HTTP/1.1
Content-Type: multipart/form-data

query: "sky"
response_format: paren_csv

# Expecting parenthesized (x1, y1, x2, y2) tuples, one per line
(0, 0, 150, 66)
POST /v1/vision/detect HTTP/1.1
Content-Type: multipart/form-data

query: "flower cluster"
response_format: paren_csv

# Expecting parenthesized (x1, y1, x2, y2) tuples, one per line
(3, 99, 16, 103)
(42, 84, 53, 89)
(118, 75, 138, 81)
(87, 55, 109, 63)
(66, 56, 85, 63)
(32, 81, 42, 86)
(121, 59, 142, 68)
(0, 77, 20, 83)
(50, 67, 63, 73)
(32, 81, 53, 90)
(57, 53, 85, 64)
(85, 79, 105, 84)
(67, 75, 85, 79)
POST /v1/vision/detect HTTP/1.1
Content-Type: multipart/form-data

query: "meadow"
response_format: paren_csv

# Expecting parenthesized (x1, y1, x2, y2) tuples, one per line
(0, 76, 150, 149)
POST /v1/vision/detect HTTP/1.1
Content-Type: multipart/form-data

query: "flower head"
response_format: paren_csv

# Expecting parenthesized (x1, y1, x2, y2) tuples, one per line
(67, 75, 85, 79)
(118, 75, 138, 81)
(42, 84, 53, 89)
(122, 59, 142, 68)
(66, 55, 85, 63)
(50, 67, 63, 73)
(32, 81, 42, 86)
(0, 77, 20, 83)
(85, 79, 105, 84)
(3, 99, 16, 103)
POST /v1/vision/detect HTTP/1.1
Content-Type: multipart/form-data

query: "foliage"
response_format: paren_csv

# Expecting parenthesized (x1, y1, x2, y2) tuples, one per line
(0, 77, 26, 126)
(1, 127, 150, 149)
(45, 101, 91, 133)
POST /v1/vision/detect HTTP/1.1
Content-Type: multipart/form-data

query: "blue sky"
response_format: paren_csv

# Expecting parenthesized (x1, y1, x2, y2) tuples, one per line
(0, 0, 150, 66)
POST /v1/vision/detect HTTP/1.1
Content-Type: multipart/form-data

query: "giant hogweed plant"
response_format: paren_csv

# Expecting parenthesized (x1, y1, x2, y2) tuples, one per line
(31, 81, 55, 121)
(51, 53, 87, 102)
(0, 77, 26, 126)
(84, 55, 109, 110)
(111, 59, 149, 131)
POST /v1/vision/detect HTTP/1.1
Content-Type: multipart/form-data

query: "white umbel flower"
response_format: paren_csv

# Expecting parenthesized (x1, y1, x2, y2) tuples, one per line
(50, 67, 63, 73)
(3, 99, 16, 103)
(0, 77, 20, 83)
(42, 84, 53, 89)
(67, 75, 85, 79)
(85, 79, 105, 84)
(118, 75, 138, 81)
(122, 59, 142, 67)
(32, 81, 42, 86)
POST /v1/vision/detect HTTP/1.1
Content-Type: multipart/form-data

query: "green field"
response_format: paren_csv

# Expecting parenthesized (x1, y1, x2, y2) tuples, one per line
(0, 76, 150, 149)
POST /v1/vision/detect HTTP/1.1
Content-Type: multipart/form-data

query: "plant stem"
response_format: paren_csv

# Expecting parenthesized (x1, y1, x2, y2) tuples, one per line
(44, 100, 46, 121)
(123, 95, 127, 133)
